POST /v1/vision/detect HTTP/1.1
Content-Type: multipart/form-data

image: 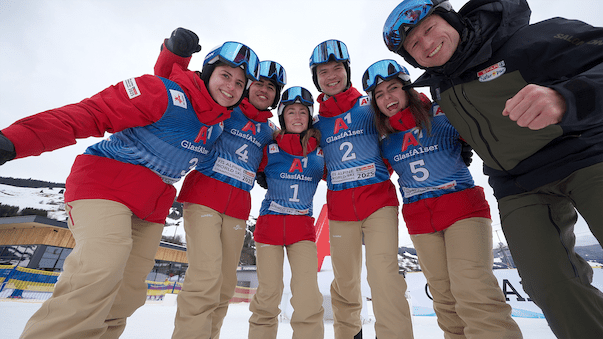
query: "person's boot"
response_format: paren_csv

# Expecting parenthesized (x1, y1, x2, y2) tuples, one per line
(354, 329, 362, 339)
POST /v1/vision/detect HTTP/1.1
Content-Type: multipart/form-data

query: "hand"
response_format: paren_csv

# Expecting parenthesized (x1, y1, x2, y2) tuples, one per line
(256, 172, 268, 189)
(459, 139, 473, 167)
(502, 84, 566, 130)
(0, 132, 16, 165)
(165, 28, 201, 57)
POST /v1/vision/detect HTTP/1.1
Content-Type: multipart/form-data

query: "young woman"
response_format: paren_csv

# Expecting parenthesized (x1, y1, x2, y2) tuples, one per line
(154, 39, 288, 338)
(0, 28, 259, 339)
(362, 59, 522, 339)
(248, 86, 325, 339)
(309, 40, 413, 339)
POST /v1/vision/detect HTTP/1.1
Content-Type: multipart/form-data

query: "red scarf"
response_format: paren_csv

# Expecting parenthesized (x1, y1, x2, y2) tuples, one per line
(274, 133, 318, 156)
(317, 87, 363, 117)
(169, 65, 231, 126)
(238, 98, 273, 123)
(389, 107, 417, 131)
(388, 93, 432, 131)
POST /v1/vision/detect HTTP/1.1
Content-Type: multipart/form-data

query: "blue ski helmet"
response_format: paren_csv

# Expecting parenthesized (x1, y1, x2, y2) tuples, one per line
(200, 41, 260, 90)
(383, 0, 454, 54)
(308, 39, 351, 92)
(258, 60, 287, 110)
(362, 59, 411, 100)
(277, 86, 315, 131)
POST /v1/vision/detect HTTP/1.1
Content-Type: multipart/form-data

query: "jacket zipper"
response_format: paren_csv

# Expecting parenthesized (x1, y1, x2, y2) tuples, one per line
(351, 189, 360, 220)
(449, 82, 509, 174)
(283, 217, 287, 246)
(222, 186, 234, 213)
(142, 184, 171, 220)
(425, 200, 437, 233)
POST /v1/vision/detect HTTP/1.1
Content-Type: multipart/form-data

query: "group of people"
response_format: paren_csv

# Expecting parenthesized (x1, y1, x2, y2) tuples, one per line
(1, 0, 603, 338)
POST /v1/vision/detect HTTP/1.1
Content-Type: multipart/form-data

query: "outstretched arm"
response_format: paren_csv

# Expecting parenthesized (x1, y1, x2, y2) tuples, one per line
(0, 132, 16, 165)
(1, 75, 168, 161)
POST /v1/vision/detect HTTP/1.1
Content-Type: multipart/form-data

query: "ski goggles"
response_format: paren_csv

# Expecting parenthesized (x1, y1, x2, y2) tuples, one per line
(204, 41, 260, 81)
(278, 86, 314, 115)
(309, 39, 350, 68)
(258, 61, 287, 86)
(362, 59, 411, 92)
(383, 0, 451, 53)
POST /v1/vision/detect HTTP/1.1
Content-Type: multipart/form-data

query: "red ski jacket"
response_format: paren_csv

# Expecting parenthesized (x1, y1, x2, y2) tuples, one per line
(253, 133, 321, 245)
(2, 65, 230, 223)
(317, 87, 399, 221)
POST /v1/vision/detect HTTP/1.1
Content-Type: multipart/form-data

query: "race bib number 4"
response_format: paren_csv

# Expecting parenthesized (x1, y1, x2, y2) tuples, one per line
(212, 157, 255, 186)
(331, 163, 376, 185)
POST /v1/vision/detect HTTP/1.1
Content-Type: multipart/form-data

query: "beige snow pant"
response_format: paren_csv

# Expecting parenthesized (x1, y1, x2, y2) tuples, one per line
(411, 217, 522, 339)
(329, 206, 414, 339)
(248, 240, 324, 339)
(20, 199, 164, 339)
(171, 203, 247, 339)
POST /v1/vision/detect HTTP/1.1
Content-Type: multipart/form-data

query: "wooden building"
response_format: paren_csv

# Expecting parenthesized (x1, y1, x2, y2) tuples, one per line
(0, 215, 188, 277)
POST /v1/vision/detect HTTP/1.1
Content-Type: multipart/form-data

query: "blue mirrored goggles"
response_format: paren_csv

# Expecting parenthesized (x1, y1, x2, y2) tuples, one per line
(309, 39, 350, 68)
(362, 59, 411, 92)
(279, 86, 314, 113)
(259, 61, 287, 86)
(204, 41, 260, 81)
(383, 0, 439, 53)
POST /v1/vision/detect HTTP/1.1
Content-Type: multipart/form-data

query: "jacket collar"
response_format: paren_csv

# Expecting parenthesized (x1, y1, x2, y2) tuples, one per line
(389, 107, 417, 131)
(317, 87, 363, 117)
(388, 93, 431, 131)
(238, 98, 273, 123)
(275, 133, 318, 156)
(169, 65, 231, 126)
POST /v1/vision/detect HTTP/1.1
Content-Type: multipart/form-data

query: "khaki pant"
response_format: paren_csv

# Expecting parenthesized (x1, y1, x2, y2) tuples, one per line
(20, 199, 164, 339)
(248, 241, 324, 339)
(411, 218, 522, 339)
(498, 162, 603, 338)
(172, 204, 247, 339)
(329, 206, 414, 339)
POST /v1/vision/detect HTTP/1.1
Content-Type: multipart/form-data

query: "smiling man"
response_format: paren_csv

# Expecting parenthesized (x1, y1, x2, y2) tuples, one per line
(309, 39, 414, 339)
(384, 0, 603, 338)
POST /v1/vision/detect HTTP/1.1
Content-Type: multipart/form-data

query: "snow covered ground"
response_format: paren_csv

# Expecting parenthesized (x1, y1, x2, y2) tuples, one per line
(0, 299, 556, 339)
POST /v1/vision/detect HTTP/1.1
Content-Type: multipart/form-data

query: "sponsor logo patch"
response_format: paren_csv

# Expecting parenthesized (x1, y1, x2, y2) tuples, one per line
(170, 89, 187, 109)
(123, 78, 141, 99)
(432, 103, 445, 117)
(269, 144, 280, 153)
(478, 61, 506, 82)
(359, 96, 370, 106)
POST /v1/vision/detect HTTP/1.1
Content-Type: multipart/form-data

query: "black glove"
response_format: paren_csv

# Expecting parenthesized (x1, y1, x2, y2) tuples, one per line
(0, 132, 16, 166)
(460, 140, 473, 167)
(256, 172, 268, 189)
(165, 28, 201, 57)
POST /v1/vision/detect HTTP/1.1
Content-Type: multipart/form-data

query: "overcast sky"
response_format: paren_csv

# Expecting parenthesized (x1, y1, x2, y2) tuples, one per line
(1, 0, 600, 246)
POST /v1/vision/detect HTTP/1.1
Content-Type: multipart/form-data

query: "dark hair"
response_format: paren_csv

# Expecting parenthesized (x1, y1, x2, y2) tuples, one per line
(372, 80, 431, 137)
